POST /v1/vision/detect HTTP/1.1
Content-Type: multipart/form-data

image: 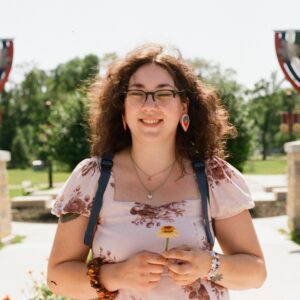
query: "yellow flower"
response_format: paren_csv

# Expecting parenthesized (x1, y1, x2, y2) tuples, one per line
(157, 226, 180, 251)
(157, 225, 179, 238)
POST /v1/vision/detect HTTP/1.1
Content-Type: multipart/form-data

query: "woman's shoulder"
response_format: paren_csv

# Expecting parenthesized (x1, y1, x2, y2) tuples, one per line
(51, 156, 102, 217)
(73, 156, 100, 177)
(204, 156, 254, 219)
(204, 156, 243, 188)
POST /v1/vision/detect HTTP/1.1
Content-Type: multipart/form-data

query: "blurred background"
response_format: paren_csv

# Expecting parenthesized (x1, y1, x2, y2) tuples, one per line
(0, 0, 300, 299)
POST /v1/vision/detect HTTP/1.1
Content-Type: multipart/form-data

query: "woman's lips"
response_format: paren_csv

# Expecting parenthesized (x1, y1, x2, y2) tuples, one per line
(139, 119, 163, 126)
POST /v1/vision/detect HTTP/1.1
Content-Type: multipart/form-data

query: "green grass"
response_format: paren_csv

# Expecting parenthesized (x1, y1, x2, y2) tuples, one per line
(291, 230, 300, 244)
(278, 228, 300, 245)
(7, 169, 70, 198)
(7, 169, 70, 186)
(9, 187, 23, 198)
(243, 155, 287, 174)
(0, 234, 26, 250)
(278, 228, 287, 235)
(11, 234, 26, 244)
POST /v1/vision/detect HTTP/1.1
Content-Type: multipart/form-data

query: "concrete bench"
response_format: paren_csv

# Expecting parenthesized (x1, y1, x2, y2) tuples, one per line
(251, 192, 286, 217)
(251, 192, 276, 202)
(21, 180, 37, 195)
(272, 187, 288, 201)
(31, 188, 60, 199)
(11, 195, 53, 209)
(263, 185, 286, 193)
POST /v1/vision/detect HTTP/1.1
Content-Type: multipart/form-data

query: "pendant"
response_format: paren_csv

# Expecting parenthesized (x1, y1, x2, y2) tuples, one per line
(147, 192, 153, 200)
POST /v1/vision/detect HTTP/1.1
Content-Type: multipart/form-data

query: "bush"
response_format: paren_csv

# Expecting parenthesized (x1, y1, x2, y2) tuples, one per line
(10, 128, 31, 168)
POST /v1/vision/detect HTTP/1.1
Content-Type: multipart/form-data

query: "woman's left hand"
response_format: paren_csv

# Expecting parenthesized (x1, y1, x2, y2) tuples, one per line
(162, 245, 211, 286)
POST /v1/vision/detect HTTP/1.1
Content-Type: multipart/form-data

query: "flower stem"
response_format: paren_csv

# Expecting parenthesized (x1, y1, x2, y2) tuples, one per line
(165, 238, 169, 251)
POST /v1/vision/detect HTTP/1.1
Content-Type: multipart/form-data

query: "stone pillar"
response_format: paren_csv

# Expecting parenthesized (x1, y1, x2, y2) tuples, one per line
(284, 141, 300, 231)
(0, 150, 11, 239)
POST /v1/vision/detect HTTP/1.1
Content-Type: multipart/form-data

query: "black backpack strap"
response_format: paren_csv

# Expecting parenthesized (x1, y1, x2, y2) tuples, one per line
(192, 160, 215, 247)
(84, 154, 114, 246)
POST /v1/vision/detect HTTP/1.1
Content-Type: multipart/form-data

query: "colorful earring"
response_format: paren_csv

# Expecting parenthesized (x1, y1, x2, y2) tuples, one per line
(180, 113, 190, 132)
(122, 115, 127, 131)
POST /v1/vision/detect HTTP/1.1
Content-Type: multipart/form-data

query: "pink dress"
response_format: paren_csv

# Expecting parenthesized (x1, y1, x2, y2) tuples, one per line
(52, 156, 254, 300)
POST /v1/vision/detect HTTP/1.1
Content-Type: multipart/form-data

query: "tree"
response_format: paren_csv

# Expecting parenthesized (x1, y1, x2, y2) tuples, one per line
(0, 54, 100, 169)
(52, 54, 99, 93)
(46, 54, 99, 169)
(48, 92, 90, 170)
(189, 58, 254, 171)
(0, 89, 17, 152)
(246, 72, 287, 160)
(10, 128, 31, 168)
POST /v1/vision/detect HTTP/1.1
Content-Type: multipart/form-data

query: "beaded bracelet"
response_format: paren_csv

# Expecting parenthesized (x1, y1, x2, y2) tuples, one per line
(86, 257, 119, 300)
(204, 250, 222, 282)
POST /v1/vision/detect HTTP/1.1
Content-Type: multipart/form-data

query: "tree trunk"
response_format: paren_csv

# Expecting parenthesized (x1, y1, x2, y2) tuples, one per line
(261, 112, 269, 160)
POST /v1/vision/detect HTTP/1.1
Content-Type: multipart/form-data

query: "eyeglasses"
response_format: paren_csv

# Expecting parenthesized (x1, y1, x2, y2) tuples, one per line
(125, 89, 185, 106)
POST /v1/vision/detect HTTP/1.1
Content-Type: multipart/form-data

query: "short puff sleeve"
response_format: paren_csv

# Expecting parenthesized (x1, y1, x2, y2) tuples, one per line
(51, 157, 100, 218)
(206, 156, 254, 220)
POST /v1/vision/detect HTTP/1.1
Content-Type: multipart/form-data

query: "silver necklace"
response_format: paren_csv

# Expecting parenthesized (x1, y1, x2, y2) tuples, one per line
(130, 154, 176, 181)
(130, 152, 176, 201)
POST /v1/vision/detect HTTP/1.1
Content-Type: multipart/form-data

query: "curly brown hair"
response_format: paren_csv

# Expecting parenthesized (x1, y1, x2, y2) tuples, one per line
(88, 43, 236, 160)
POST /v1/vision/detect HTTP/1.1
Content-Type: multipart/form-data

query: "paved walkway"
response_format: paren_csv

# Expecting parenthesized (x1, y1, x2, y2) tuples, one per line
(1, 216, 300, 300)
(230, 216, 300, 300)
(0, 222, 57, 299)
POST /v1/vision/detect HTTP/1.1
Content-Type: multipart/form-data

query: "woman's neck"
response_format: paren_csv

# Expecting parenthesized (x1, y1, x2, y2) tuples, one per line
(129, 140, 177, 174)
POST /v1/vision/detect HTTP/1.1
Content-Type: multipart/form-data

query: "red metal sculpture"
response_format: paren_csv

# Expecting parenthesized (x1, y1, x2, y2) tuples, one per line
(0, 39, 14, 93)
(275, 30, 300, 93)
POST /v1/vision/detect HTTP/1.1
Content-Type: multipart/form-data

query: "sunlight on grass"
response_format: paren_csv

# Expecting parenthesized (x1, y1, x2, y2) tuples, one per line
(7, 169, 70, 186)
(9, 187, 23, 198)
(243, 155, 287, 174)
(7, 169, 70, 198)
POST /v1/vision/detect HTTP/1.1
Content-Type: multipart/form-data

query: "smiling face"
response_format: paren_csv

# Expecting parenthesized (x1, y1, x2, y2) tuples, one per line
(124, 63, 188, 144)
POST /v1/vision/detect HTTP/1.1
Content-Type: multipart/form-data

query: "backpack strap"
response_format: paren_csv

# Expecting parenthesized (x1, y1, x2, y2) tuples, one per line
(84, 154, 114, 246)
(192, 160, 215, 247)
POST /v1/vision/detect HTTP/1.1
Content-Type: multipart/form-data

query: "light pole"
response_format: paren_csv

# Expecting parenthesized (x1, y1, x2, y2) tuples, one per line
(45, 100, 53, 189)
(286, 90, 294, 142)
(280, 89, 300, 141)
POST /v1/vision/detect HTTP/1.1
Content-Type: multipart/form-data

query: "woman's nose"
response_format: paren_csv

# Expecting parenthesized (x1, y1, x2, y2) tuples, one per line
(143, 93, 157, 107)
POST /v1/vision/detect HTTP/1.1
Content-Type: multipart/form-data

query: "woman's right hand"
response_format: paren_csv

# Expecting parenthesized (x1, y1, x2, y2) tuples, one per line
(100, 251, 167, 292)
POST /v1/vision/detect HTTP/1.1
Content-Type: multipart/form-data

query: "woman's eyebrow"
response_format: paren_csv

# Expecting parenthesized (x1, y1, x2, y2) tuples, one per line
(128, 83, 144, 88)
(156, 83, 175, 89)
(128, 83, 175, 89)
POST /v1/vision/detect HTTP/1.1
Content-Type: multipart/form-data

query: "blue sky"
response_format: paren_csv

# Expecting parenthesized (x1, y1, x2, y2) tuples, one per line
(1, 0, 299, 88)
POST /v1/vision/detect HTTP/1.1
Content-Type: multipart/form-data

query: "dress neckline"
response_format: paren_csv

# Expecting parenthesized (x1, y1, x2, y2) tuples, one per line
(109, 170, 200, 208)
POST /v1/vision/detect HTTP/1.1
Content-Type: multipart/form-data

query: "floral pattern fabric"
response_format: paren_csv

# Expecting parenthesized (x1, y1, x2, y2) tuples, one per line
(52, 156, 254, 300)
(130, 201, 186, 228)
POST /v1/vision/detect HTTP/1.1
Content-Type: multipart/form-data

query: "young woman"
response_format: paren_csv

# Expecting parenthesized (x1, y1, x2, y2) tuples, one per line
(47, 44, 266, 300)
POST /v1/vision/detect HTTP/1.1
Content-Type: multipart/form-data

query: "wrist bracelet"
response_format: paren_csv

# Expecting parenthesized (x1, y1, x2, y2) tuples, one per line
(87, 257, 119, 300)
(204, 250, 222, 282)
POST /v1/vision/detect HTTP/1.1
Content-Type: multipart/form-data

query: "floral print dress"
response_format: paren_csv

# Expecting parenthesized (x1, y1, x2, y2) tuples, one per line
(52, 156, 254, 300)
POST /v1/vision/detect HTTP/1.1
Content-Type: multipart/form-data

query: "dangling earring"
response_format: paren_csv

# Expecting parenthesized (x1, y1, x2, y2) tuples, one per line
(180, 113, 190, 132)
(122, 114, 127, 131)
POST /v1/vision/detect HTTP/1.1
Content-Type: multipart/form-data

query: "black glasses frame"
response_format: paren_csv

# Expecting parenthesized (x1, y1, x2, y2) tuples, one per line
(125, 89, 185, 103)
